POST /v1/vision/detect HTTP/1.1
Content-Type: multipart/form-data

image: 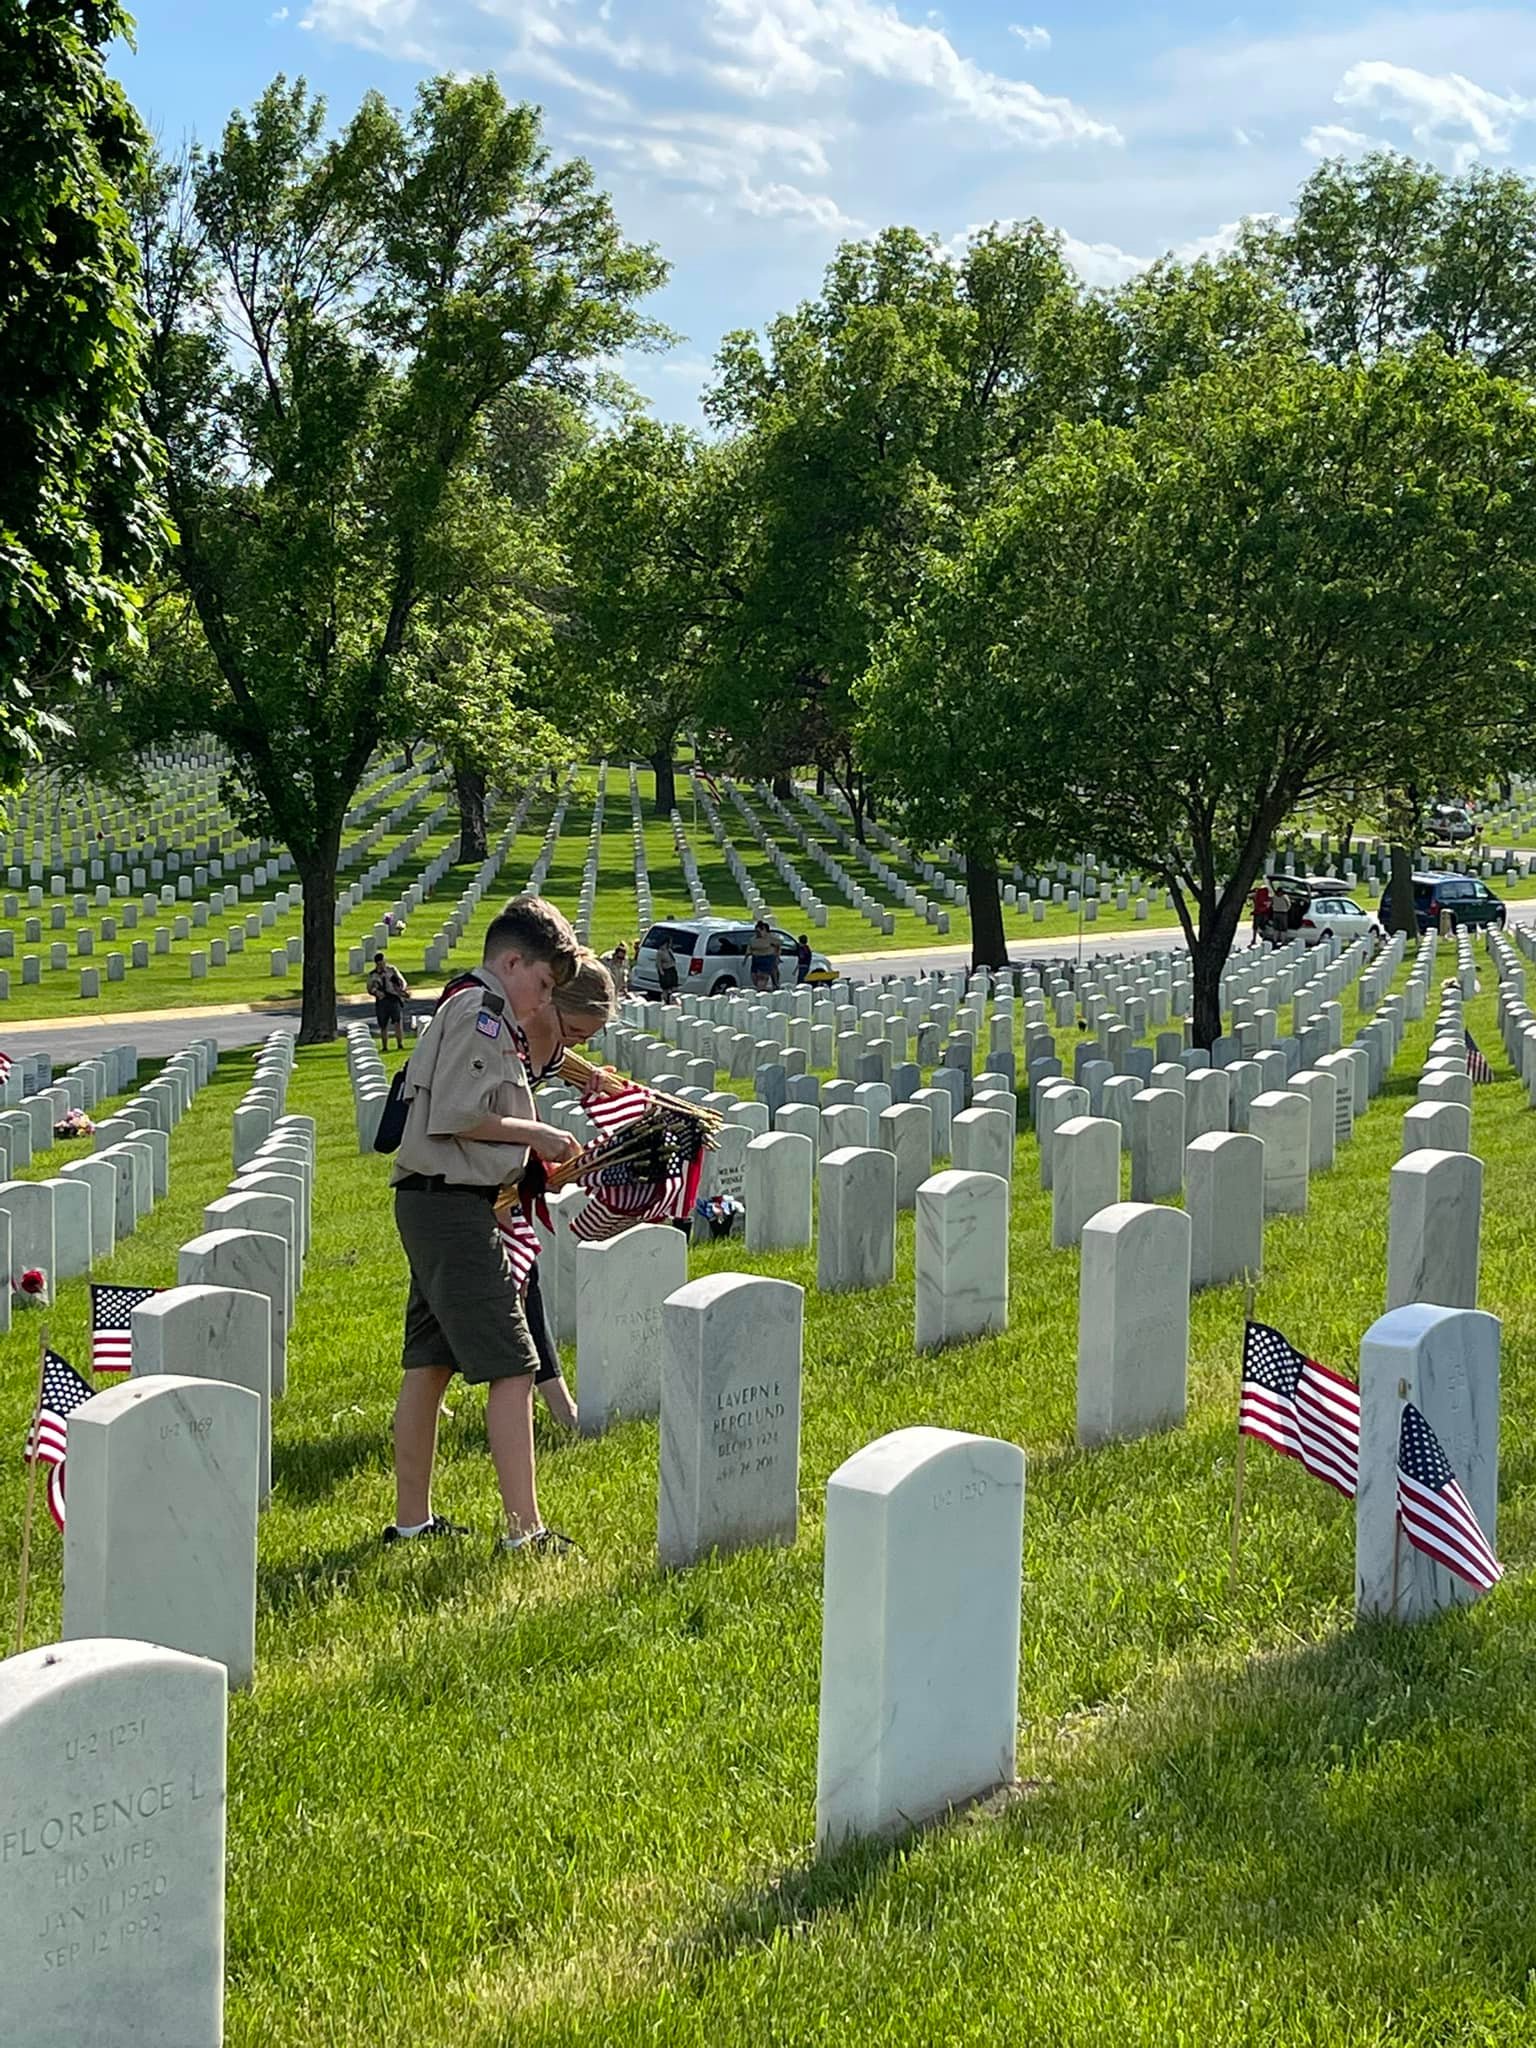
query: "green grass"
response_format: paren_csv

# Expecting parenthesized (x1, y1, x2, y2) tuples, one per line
(3, 951, 1535, 2045)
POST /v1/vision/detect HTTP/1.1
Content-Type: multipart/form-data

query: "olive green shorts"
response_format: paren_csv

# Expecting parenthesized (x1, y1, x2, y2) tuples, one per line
(394, 1184, 539, 1382)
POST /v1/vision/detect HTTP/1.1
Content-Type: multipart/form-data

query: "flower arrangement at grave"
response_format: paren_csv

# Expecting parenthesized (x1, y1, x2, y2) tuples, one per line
(53, 1108, 94, 1140)
(694, 1193, 743, 1240)
(14, 1268, 48, 1308)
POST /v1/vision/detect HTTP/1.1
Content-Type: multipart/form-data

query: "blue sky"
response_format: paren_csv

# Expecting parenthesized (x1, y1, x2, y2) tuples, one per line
(116, 3, 1536, 422)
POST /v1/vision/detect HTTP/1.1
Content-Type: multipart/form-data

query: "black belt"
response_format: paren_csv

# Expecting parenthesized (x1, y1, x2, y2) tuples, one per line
(395, 1173, 500, 1199)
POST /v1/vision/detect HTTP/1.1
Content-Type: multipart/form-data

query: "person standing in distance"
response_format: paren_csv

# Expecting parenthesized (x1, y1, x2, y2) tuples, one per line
(367, 950, 410, 1050)
(387, 896, 581, 1554)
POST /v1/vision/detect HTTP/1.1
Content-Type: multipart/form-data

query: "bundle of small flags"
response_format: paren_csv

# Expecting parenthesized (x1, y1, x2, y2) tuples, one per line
(23, 1349, 95, 1529)
(1239, 1318, 1502, 1592)
(0, 1050, 12, 1083)
(552, 1079, 714, 1243)
(90, 1282, 162, 1373)
(1465, 1030, 1493, 1085)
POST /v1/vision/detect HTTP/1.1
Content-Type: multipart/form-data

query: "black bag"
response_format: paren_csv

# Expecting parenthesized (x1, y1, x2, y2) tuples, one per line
(372, 1067, 411, 1154)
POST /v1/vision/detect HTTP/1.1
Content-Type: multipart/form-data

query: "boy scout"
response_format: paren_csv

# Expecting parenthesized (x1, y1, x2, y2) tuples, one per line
(386, 896, 581, 1553)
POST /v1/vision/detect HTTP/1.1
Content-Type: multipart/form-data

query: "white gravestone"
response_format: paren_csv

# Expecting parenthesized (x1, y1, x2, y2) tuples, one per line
(1386, 1149, 1482, 1311)
(1077, 1202, 1191, 1446)
(1401, 1100, 1470, 1156)
(0, 1178, 55, 1281)
(132, 1285, 273, 1507)
(1186, 1132, 1263, 1291)
(744, 1131, 813, 1251)
(699, 1121, 748, 1213)
(816, 1428, 1025, 1850)
(817, 1145, 896, 1294)
(202, 1192, 295, 1319)
(879, 1101, 932, 1211)
(1249, 1089, 1310, 1216)
(1051, 1115, 1120, 1251)
(952, 1105, 1013, 1181)
(63, 1376, 260, 1688)
(658, 1273, 803, 1567)
(576, 1223, 688, 1435)
(0, 1638, 226, 2048)
(1129, 1088, 1184, 1201)
(178, 1229, 289, 1399)
(1288, 1068, 1337, 1173)
(1356, 1304, 1500, 1623)
(914, 1169, 1008, 1353)
(39, 1177, 93, 1279)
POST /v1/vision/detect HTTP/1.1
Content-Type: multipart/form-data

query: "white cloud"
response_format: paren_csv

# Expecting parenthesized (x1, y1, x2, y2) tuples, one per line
(1232, 125, 1252, 146)
(1008, 23, 1050, 51)
(1333, 59, 1529, 166)
(270, 4, 289, 17)
(1302, 120, 1371, 156)
(704, 0, 1117, 146)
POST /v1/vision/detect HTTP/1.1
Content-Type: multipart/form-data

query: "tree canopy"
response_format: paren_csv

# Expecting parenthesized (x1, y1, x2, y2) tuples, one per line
(0, 0, 169, 779)
(128, 71, 666, 1036)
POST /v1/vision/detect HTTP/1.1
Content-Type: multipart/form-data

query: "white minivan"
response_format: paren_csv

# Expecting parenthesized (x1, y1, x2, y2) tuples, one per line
(631, 918, 835, 997)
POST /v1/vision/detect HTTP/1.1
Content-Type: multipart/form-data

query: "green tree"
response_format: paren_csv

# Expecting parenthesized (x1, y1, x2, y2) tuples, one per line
(551, 420, 743, 815)
(862, 346, 1536, 1045)
(0, 0, 168, 776)
(705, 222, 1094, 962)
(1273, 149, 1536, 922)
(130, 73, 665, 1037)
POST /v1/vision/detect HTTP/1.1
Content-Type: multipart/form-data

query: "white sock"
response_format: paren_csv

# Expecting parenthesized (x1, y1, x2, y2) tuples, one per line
(503, 1524, 547, 1551)
(394, 1517, 433, 1537)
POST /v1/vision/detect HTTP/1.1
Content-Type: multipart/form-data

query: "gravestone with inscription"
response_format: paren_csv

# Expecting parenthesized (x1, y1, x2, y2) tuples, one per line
(0, 1637, 226, 2048)
(131, 1284, 273, 1508)
(576, 1223, 688, 1435)
(658, 1273, 803, 1567)
(63, 1376, 260, 1688)
(816, 1427, 1025, 1850)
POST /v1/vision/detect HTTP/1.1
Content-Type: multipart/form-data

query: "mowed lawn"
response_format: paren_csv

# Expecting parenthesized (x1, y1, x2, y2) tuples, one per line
(2, 963, 1535, 2045)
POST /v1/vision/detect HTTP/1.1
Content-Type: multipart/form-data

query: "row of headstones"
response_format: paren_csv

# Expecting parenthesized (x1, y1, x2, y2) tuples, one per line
(574, 764, 607, 941)
(1, 749, 261, 873)
(725, 783, 830, 928)
(0, 1041, 135, 1176)
(346, 1024, 393, 1149)
(523, 766, 577, 899)
(628, 763, 653, 930)
(336, 798, 454, 939)
(0, 1040, 214, 1305)
(667, 803, 714, 918)
(783, 784, 910, 934)
(230, 1034, 297, 1171)
(43, 1108, 318, 1693)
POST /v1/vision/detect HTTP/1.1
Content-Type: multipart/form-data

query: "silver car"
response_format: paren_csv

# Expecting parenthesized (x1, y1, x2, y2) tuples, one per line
(631, 918, 835, 997)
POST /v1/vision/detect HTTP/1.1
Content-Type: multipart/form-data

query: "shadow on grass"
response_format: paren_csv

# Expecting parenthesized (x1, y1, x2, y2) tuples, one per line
(666, 1605, 1536, 2007)
(273, 1426, 384, 1505)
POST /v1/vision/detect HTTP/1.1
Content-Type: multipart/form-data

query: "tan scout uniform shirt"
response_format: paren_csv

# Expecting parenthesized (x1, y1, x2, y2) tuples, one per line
(390, 968, 535, 1188)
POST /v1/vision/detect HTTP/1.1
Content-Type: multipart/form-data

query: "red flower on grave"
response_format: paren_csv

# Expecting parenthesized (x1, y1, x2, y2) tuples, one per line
(16, 1268, 47, 1301)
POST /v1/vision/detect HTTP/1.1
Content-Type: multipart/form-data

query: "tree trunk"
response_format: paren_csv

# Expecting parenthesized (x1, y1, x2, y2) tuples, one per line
(966, 852, 1008, 968)
(454, 761, 489, 864)
(815, 763, 826, 797)
(296, 822, 343, 1044)
(772, 772, 792, 800)
(403, 740, 416, 769)
(651, 747, 676, 817)
(1190, 932, 1225, 1052)
(1386, 842, 1417, 935)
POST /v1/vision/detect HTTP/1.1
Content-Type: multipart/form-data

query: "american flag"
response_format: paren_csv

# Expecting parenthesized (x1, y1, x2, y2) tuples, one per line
(1397, 1401, 1503, 1592)
(1465, 1030, 1493, 1085)
(24, 1349, 95, 1530)
(0, 1050, 11, 1083)
(1239, 1319, 1361, 1498)
(568, 1166, 686, 1242)
(495, 1206, 542, 1290)
(91, 1282, 162, 1374)
(694, 767, 722, 805)
(583, 1084, 653, 1135)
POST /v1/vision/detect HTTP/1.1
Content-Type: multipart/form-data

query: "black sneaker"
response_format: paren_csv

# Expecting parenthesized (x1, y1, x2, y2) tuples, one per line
(499, 1526, 582, 1558)
(382, 1514, 470, 1545)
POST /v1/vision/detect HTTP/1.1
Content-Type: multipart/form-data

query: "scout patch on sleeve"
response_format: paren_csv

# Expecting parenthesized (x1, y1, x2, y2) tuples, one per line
(476, 1009, 502, 1039)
